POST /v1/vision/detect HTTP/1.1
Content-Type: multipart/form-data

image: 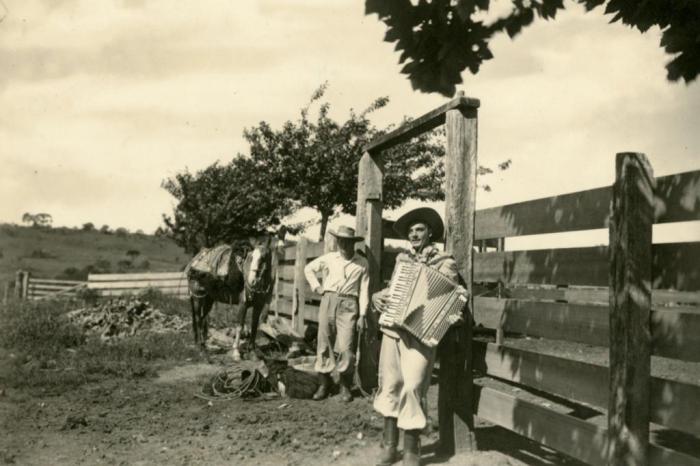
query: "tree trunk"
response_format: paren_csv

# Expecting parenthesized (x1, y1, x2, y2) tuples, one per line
(319, 212, 330, 242)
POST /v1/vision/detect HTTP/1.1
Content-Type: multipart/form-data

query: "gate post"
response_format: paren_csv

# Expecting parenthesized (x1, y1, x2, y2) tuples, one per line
(355, 151, 383, 391)
(608, 152, 653, 466)
(439, 94, 479, 454)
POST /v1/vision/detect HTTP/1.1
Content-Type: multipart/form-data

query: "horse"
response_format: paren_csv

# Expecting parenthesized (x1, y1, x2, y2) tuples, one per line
(232, 238, 273, 360)
(186, 235, 273, 357)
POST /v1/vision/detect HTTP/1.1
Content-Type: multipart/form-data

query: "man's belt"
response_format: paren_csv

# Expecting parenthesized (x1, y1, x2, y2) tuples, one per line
(323, 291, 358, 300)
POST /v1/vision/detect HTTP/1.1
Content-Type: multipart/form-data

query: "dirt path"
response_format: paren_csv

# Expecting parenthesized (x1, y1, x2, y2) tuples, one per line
(0, 359, 582, 466)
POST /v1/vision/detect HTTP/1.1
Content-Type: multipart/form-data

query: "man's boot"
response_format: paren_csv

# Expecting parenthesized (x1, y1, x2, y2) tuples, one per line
(402, 429, 421, 466)
(313, 373, 331, 400)
(376, 417, 398, 466)
(339, 373, 353, 402)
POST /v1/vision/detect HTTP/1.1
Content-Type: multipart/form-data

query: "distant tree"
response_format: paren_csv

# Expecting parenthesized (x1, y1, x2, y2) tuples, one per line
(21, 212, 52, 228)
(162, 158, 294, 254)
(21, 213, 34, 226)
(154, 226, 166, 237)
(135, 229, 145, 235)
(100, 225, 111, 234)
(115, 227, 129, 237)
(366, 0, 700, 96)
(82, 222, 95, 231)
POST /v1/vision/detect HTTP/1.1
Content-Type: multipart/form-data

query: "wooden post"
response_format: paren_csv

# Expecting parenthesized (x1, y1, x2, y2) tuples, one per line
(439, 97, 479, 454)
(22, 271, 30, 300)
(270, 241, 280, 317)
(495, 237, 505, 346)
(15, 271, 23, 299)
(2, 282, 9, 305)
(608, 152, 654, 466)
(292, 237, 308, 333)
(355, 151, 384, 391)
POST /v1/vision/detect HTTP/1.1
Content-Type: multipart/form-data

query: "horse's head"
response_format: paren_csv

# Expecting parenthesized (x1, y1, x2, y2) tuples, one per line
(243, 245, 272, 294)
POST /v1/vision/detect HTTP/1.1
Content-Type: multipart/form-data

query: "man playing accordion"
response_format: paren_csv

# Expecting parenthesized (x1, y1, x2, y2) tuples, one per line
(372, 207, 468, 466)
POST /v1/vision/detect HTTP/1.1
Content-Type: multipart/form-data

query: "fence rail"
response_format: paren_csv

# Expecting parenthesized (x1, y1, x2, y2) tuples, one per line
(16, 271, 189, 300)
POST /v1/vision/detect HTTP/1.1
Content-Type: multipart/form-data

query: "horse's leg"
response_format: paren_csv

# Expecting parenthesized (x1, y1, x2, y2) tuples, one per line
(249, 294, 264, 351)
(200, 295, 213, 352)
(190, 296, 200, 347)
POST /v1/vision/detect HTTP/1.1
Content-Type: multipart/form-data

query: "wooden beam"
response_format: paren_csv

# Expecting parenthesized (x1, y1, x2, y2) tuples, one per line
(608, 152, 654, 466)
(473, 242, 699, 290)
(364, 95, 479, 154)
(473, 169, 700, 240)
(356, 151, 384, 393)
(292, 237, 308, 334)
(474, 341, 700, 437)
(475, 383, 700, 466)
(439, 104, 478, 454)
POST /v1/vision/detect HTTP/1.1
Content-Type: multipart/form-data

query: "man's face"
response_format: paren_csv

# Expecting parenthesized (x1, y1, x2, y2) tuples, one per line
(338, 238, 355, 256)
(407, 222, 431, 251)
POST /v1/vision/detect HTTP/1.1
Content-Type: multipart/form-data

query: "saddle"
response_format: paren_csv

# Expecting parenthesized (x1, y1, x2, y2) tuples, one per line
(186, 245, 235, 278)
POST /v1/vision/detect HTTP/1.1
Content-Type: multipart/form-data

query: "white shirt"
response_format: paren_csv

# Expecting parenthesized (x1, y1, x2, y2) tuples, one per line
(304, 251, 369, 316)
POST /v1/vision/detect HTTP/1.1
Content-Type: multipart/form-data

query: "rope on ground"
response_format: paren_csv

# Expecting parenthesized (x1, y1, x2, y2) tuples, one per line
(195, 366, 275, 402)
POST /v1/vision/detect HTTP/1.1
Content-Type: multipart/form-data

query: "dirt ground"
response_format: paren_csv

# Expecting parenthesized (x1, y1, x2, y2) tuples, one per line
(0, 352, 585, 466)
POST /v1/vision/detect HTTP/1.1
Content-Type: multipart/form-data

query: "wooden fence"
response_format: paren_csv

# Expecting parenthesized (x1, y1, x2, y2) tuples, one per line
(269, 164, 700, 465)
(15, 271, 189, 300)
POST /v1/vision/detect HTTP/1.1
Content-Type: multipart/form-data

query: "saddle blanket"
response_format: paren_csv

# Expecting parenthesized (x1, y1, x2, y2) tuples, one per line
(186, 245, 234, 278)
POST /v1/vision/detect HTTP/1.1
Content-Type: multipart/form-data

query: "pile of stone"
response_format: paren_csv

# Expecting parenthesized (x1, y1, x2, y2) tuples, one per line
(67, 298, 188, 340)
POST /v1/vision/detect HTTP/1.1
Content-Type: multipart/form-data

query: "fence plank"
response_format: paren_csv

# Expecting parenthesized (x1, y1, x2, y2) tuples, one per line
(608, 152, 654, 466)
(89, 272, 185, 281)
(475, 383, 700, 466)
(87, 279, 187, 290)
(474, 298, 700, 362)
(474, 341, 700, 437)
(473, 242, 699, 290)
(492, 285, 700, 306)
(473, 298, 609, 347)
(474, 169, 700, 240)
(28, 278, 85, 285)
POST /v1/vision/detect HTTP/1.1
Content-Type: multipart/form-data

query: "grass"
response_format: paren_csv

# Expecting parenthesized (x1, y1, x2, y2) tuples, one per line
(0, 223, 191, 286)
(0, 294, 204, 393)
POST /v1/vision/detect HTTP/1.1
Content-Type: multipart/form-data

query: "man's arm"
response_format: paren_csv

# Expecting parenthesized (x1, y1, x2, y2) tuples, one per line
(304, 254, 326, 295)
(358, 264, 369, 317)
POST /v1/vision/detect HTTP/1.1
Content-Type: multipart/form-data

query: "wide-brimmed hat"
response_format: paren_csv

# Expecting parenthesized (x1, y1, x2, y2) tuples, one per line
(330, 225, 364, 242)
(393, 207, 445, 241)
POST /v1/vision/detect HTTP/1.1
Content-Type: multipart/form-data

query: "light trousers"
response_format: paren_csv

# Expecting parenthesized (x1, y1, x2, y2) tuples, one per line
(373, 331, 436, 430)
(315, 292, 358, 376)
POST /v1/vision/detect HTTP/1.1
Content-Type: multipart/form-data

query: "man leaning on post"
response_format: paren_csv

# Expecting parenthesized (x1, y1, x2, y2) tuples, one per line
(304, 225, 369, 402)
(372, 207, 468, 466)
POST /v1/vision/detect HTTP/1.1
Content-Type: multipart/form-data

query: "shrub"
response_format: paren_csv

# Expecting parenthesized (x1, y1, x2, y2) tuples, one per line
(82, 222, 95, 231)
(28, 249, 57, 259)
(115, 227, 129, 237)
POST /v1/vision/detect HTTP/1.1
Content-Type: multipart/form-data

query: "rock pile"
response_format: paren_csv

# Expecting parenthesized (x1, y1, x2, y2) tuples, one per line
(67, 299, 188, 340)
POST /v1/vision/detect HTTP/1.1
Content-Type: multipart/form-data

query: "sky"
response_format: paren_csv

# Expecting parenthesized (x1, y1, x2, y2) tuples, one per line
(1, 0, 698, 246)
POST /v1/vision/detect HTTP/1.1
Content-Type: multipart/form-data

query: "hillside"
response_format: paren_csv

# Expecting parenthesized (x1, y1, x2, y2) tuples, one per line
(0, 224, 191, 287)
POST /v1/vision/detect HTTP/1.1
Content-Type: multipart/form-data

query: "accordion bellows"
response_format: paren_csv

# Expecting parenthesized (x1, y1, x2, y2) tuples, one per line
(379, 259, 466, 347)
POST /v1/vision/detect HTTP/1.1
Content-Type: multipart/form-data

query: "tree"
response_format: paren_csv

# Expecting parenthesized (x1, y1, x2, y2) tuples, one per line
(21, 212, 52, 228)
(82, 222, 95, 232)
(115, 227, 129, 237)
(365, 0, 700, 96)
(244, 83, 509, 240)
(100, 225, 111, 234)
(161, 158, 294, 254)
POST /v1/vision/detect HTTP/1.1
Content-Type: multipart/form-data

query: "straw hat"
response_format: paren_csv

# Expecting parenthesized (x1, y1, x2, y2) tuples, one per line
(393, 207, 445, 241)
(330, 225, 364, 242)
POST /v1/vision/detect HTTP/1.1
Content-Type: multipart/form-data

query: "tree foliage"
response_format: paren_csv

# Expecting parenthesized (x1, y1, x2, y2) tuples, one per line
(365, 0, 700, 96)
(161, 159, 293, 253)
(21, 212, 53, 228)
(243, 83, 450, 239)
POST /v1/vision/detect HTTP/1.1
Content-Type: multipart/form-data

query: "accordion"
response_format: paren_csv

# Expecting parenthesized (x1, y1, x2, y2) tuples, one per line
(378, 259, 467, 347)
